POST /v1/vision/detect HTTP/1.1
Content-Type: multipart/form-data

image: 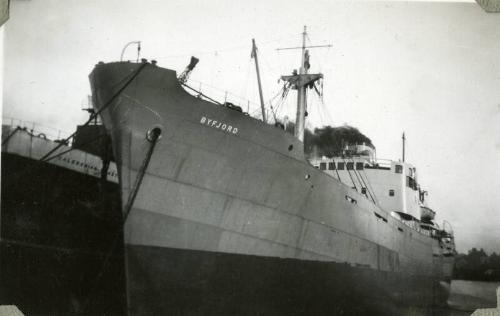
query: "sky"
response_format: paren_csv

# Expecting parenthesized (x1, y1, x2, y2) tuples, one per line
(3, 0, 500, 254)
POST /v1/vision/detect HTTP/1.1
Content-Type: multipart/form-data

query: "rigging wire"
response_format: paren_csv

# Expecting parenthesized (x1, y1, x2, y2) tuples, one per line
(360, 167, 379, 205)
(2, 123, 114, 194)
(267, 85, 288, 122)
(186, 78, 260, 109)
(239, 58, 252, 102)
(1, 126, 21, 146)
(83, 127, 161, 311)
(342, 158, 358, 191)
(331, 157, 342, 181)
(302, 30, 335, 128)
(154, 33, 300, 62)
(347, 159, 364, 191)
(268, 85, 286, 104)
(273, 84, 292, 122)
(181, 82, 222, 105)
(43, 133, 107, 163)
(315, 86, 335, 125)
(163, 33, 302, 122)
(349, 158, 376, 204)
(39, 62, 149, 162)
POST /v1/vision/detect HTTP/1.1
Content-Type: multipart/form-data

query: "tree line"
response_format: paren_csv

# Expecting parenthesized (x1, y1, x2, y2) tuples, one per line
(454, 248, 500, 281)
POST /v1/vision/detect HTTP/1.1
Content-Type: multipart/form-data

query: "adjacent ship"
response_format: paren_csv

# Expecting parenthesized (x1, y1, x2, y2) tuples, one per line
(90, 28, 456, 315)
(1, 118, 126, 315)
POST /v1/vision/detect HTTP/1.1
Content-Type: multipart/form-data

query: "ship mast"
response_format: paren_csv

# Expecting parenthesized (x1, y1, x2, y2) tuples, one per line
(251, 39, 267, 123)
(295, 26, 308, 142)
(402, 132, 406, 162)
(279, 26, 330, 143)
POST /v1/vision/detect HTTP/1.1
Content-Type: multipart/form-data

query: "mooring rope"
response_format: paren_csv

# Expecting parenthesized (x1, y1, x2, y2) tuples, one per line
(42, 133, 107, 163)
(83, 126, 161, 311)
(39, 62, 149, 162)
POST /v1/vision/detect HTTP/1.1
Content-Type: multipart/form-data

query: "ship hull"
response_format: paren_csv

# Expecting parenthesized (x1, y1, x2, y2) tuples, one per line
(90, 61, 453, 315)
(1, 149, 125, 314)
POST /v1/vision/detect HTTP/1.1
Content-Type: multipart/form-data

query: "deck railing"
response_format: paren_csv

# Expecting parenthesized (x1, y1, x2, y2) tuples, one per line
(2, 117, 72, 142)
(183, 79, 269, 122)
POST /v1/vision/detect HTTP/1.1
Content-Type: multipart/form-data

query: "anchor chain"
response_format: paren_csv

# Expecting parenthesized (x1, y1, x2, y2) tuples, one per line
(123, 127, 162, 223)
(82, 126, 161, 311)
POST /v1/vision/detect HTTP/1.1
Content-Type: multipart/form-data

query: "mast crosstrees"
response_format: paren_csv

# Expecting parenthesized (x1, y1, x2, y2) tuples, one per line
(278, 26, 331, 143)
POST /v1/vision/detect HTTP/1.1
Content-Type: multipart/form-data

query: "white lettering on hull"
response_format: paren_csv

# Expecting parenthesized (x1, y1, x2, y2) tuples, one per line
(200, 116, 238, 134)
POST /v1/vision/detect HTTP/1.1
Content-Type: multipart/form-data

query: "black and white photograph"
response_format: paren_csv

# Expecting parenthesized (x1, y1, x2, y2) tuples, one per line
(1, 0, 499, 315)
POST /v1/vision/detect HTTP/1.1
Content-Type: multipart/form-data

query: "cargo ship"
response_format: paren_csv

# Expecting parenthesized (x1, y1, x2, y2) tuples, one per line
(90, 27, 456, 315)
(1, 117, 126, 315)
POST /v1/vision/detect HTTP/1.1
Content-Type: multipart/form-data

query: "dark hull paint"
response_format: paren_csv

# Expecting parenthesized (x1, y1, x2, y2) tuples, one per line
(126, 244, 449, 316)
(1, 153, 126, 315)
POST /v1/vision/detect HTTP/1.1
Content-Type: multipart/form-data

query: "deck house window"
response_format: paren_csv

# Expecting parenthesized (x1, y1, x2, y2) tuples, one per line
(395, 165, 403, 174)
(356, 162, 364, 170)
(337, 162, 345, 170)
(346, 162, 354, 170)
(328, 162, 335, 170)
(320, 162, 327, 170)
(389, 189, 395, 196)
(407, 177, 415, 188)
